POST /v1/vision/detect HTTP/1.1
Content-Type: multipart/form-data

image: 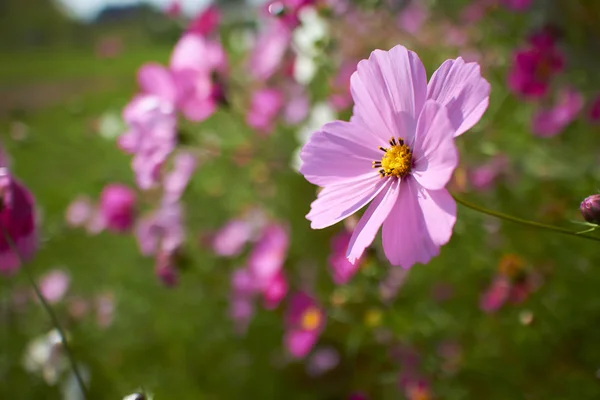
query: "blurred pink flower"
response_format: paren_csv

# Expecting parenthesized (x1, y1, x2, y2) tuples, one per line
(284, 85, 310, 125)
(246, 88, 284, 135)
(99, 184, 136, 233)
(480, 277, 511, 313)
(65, 196, 94, 228)
(328, 230, 361, 284)
(507, 31, 564, 99)
(500, 0, 533, 11)
(262, 271, 288, 309)
(460, 0, 494, 23)
(163, 152, 197, 204)
(328, 60, 356, 112)
(248, 223, 289, 290)
(136, 202, 184, 257)
(155, 251, 179, 287)
(262, 0, 315, 29)
(0, 167, 37, 276)
(165, 0, 181, 17)
(588, 94, 600, 123)
(95, 292, 115, 328)
(248, 21, 292, 82)
(301, 47, 490, 268)
(306, 346, 340, 376)
(187, 5, 221, 36)
(531, 87, 583, 137)
(39, 270, 70, 304)
(469, 154, 508, 191)
(284, 292, 325, 358)
(212, 219, 252, 257)
(119, 94, 177, 190)
(396, 2, 428, 35)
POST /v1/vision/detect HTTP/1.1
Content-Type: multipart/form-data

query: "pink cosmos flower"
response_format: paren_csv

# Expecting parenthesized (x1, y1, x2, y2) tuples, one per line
(328, 60, 357, 112)
(99, 184, 136, 233)
(328, 230, 362, 284)
(284, 291, 325, 358)
(588, 94, 600, 123)
(119, 94, 177, 189)
(162, 152, 197, 204)
(136, 202, 184, 257)
(507, 31, 564, 99)
(396, 2, 428, 35)
(531, 87, 583, 137)
(0, 167, 37, 275)
(248, 21, 292, 82)
(246, 88, 284, 135)
(39, 270, 70, 304)
(300, 46, 490, 268)
(500, 0, 533, 11)
(469, 154, 508, 191)
(212, 219, 252, 257)
(187, 5, 221, 37)
(479, 277, 511, 313)
(138, 34, 227, 123)
(65, 196, 94, 228)
(248, 224, 289, 290)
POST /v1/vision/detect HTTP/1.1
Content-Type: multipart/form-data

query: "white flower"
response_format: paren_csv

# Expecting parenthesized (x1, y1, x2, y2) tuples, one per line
(292, 7, 329, 85)
(22, 329, 67, 385)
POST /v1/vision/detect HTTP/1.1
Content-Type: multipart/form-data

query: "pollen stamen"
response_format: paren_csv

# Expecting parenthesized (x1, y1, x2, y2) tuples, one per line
(374, 136, 412, 178)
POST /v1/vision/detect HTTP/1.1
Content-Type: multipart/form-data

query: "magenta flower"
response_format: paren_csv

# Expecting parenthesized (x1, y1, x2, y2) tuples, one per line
(248, 223, 289, 291)
(500, 0, 533, 11)
(507, 31, 564, 99)
(588, 94, 600, 123)
(0, 167, 37, 275)
(162, 152, 197, 204)
(328, 230, 362, 284)
(248, 21, 292, 82)
(119, 94, 177, 189)
(480, 277, 511, 313)
(262, 271, 288, 309)
(531, 87, 583, 137)
(39, 270, 70, 304)
(300, 46, 490, 268)
(187, 5, 221, 37)
(246, 88, 284, 134)
(155, 251, 179, 287)
(99, 184, 136, 233)
(284, 292, 325, 358)
(212, 219, 252, 257)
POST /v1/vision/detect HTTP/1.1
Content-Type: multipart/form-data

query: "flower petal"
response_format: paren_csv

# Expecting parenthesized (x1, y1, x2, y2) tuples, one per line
(427, 57, 490, 136)
(350, 45, 427, 142)
(300, 120, 382, 186)
(285, 329, 318, 359)
(382, 178, 456, 268)
(346, 178, 400, 264)
(411, 100, 459, 190)
(137, 64, 177, 104)
(170, 34, 208, 71)
(307, 174, 387, 229)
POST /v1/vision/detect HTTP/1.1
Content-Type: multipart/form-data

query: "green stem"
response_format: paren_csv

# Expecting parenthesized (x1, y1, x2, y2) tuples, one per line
(1, 227, 89, 398)
(452, 194, 600, 243)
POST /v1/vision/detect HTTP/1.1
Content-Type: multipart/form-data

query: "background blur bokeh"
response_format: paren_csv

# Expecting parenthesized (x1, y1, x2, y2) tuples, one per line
(2, 0, 600, 398)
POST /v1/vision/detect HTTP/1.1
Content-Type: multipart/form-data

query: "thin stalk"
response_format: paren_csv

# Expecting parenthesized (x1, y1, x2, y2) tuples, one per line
(1, 227, 89, 398)
(452, 194, 600, 243)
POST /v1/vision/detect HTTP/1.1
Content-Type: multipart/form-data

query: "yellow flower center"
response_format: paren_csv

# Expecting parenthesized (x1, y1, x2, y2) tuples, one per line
(301, 307, 322, 331)
(373, 137, 412, 178)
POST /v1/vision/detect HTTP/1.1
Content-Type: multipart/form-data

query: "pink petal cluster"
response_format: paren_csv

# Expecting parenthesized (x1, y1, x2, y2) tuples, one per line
(187, 5, 221, 37)
(246, 88, 285, 134)
(262, 0, 316, 29)
(500, 0, 533, 11)
(328, 230, 362, 284)
(531, 87, 583, 137)
(300, 46, 490, 268)
(228, 223, 290, 333)
(507, 30, 564, 99)
(0, 164, 37, 276)
(248, 21, 293, 82)
(120, 33, 226, 189)
(135, 152, 197, 286)
(99, 184, 137, 233)
(39, 269, 70, 304)
(284, 291, 325, 358)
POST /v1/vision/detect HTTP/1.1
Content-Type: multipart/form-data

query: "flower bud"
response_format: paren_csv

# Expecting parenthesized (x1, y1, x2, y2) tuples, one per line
(580, 194, 600, 224)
